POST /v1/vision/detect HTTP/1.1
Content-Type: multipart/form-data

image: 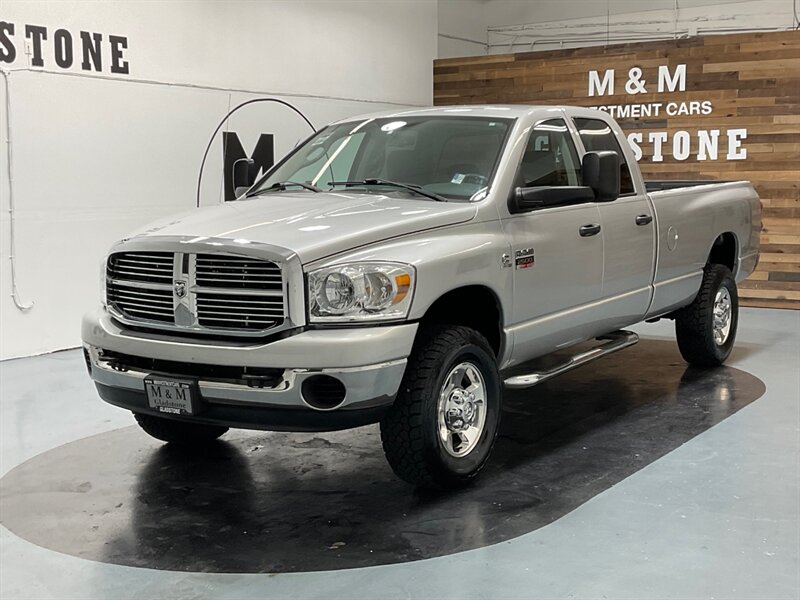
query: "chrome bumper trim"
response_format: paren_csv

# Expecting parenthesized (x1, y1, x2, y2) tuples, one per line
(85, 345, 406, 411)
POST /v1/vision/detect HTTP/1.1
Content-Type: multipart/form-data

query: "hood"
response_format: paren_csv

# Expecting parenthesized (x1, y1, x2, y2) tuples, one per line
(128, 191, 477, 263)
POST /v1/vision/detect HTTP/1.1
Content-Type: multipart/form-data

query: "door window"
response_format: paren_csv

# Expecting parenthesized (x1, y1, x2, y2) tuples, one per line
(516, 119, 581, 188)
(573, 117, 635, 195)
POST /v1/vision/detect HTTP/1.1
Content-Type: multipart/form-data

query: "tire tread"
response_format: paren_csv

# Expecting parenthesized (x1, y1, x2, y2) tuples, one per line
(380, 325, 497, 489)
(675, 264, 738, 367)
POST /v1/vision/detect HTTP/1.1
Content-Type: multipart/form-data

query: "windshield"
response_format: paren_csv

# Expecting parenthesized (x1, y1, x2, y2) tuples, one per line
(251, 116, 514, 201)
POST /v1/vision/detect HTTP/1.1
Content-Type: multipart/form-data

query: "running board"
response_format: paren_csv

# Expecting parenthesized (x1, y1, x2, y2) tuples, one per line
(503, 330, 639, 389)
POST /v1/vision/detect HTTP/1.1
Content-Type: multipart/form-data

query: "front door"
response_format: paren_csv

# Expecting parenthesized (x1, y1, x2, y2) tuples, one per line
(503, 118, 605, 366)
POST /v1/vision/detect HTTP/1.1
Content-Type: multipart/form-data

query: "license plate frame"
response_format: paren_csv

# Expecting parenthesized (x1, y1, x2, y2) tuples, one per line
(144, 375, 200, 416)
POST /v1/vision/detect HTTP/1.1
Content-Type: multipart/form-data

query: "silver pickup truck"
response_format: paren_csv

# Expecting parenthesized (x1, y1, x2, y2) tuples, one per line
(82, 105, 760, 489)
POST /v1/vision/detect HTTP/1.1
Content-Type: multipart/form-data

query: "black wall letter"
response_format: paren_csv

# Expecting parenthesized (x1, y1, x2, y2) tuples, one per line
(24, 24, 47, 67)
(222, 132, 275, 201)
(0, 22, 15, 63)
(109, 34, 128, 74)
(80, 31, 102, 71)
(53, 28, 73, 68)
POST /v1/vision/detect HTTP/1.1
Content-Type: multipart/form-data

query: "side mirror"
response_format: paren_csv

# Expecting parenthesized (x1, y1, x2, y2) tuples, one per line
(233, 157, 256, 198)
(511, 186, 596, 213)
(582, 151, 620, 202)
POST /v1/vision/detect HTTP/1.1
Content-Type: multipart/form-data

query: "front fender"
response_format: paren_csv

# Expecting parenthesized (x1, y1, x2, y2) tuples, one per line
(303, 220, 512, 322)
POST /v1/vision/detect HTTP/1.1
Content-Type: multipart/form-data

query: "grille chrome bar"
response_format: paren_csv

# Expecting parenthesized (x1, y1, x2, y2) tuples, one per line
(196, 299, 283, 308)
(192, 287, 283, 297)
(198, 315, 278, 323)
(112, 264, 173, 274)
(108, 278, 173, 291)
(108, 288, 174, 301)
(197, 311, 284, 319)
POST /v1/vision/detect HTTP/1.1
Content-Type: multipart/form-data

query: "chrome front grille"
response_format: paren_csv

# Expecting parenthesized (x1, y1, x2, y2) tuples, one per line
(106, 251, 286, 336)
(107, 252, 173, 285)
(106, 282, 174, 323)
(197, 292, 284, 330)
(195, 254, 283, 290)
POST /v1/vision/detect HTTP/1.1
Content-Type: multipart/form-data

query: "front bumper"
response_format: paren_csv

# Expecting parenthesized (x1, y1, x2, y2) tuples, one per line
(82, 309, 418, 431)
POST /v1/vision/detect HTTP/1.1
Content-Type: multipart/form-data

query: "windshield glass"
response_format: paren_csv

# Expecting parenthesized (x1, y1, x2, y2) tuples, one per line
(251, 116, 514, 201)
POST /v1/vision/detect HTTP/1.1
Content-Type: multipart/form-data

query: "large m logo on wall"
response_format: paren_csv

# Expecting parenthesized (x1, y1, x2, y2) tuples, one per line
(222, 132, 275, 201)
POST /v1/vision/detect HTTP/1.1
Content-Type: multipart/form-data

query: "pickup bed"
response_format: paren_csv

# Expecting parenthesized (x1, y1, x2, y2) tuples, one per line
(82, 105, 760, 489)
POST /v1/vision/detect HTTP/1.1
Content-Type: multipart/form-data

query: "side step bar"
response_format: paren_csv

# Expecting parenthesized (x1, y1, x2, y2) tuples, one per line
(503, 330, 639, 389)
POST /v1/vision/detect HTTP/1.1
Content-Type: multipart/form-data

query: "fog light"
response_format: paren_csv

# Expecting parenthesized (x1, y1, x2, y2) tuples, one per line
(301, 375, 346, 410)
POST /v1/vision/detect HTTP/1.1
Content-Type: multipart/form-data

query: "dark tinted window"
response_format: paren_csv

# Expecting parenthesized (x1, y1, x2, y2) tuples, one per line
(574, 118, 635, 195)
(516, 119, 581, 188)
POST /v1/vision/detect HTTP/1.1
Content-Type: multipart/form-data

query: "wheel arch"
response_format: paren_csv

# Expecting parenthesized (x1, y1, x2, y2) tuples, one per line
(707, 231, 739, 275)
(417, 285, 505, 358)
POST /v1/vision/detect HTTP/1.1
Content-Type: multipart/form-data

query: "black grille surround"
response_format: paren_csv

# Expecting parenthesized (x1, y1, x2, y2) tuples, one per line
(105, 251, 286, 336)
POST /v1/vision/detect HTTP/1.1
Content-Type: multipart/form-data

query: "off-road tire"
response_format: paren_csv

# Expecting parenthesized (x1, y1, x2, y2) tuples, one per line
(134, 413, 228, 444)
(380, 325, 501, 490)
(675, 264, 738, 367)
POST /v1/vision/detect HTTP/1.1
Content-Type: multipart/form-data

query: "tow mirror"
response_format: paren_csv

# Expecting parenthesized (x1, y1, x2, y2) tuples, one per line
(232, 157, 256, 198)
(511, 186, 596, 213)
(582, 151, 620, 202)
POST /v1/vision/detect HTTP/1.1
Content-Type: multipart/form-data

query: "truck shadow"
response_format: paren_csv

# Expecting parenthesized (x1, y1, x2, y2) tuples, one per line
(0, 339, 765, 574)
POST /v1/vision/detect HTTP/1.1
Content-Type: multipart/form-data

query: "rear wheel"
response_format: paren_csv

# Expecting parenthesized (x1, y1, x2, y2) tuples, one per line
(380, 325, 501, 490)
(134, 413, 228, 445)
(675, 264, 739, 367)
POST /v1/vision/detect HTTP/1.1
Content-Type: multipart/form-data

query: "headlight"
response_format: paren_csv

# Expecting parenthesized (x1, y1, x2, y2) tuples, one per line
(307, 262, 414, 322)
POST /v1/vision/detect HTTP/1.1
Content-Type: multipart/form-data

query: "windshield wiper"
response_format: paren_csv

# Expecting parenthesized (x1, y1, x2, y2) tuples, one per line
(248, 181, 322, 196)
(327, 178, 446, 202)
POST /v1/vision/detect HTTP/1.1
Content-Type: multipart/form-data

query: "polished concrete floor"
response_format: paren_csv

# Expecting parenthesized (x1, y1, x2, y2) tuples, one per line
(1, 308, 798, 599)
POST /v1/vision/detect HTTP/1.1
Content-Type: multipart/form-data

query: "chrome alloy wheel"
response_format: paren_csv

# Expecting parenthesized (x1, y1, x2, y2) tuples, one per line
(713, 287, 733, 345)
(437, 362, 487, 457)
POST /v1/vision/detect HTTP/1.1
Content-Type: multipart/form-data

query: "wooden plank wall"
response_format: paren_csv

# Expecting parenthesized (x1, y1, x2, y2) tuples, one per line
(434, 31, 800, 309)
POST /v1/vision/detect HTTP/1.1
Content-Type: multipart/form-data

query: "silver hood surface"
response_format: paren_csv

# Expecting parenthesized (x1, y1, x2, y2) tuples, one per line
(127, 192, 477, 263)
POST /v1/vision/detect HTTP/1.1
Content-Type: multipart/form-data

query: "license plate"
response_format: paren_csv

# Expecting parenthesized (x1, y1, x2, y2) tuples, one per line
(144, 376, 198, 416)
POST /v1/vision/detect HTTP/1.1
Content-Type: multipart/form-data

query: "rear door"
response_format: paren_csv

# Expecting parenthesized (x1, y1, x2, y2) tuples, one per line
(572, 116, 656, 330)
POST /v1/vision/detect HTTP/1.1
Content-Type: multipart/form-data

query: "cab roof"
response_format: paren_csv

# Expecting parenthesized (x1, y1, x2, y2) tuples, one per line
(330, 104, 567, 124)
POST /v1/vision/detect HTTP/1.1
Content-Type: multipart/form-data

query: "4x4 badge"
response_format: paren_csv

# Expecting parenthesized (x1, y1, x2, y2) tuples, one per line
(174, 280, 187, 298)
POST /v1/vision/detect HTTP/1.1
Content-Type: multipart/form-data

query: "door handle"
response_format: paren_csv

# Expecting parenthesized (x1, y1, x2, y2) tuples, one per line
(635, 214, 653, 226)
(579, 223, 602, 237)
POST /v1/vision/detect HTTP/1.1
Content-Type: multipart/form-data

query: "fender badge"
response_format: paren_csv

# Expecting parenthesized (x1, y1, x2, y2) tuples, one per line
(515, 248, 535, 269)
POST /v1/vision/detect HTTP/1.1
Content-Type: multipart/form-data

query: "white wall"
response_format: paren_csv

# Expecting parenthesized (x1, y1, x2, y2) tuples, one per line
(437, 0, 487, 58)
(0, 0, 438, 359)
(485, 0, 796, 53)
(437, 0, 796, 57)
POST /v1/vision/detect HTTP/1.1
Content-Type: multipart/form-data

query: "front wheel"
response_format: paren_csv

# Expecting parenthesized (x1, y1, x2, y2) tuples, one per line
(134, 413, 228, 445)
(380, 325, 501, 490)
(675, 264, 739, 367)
